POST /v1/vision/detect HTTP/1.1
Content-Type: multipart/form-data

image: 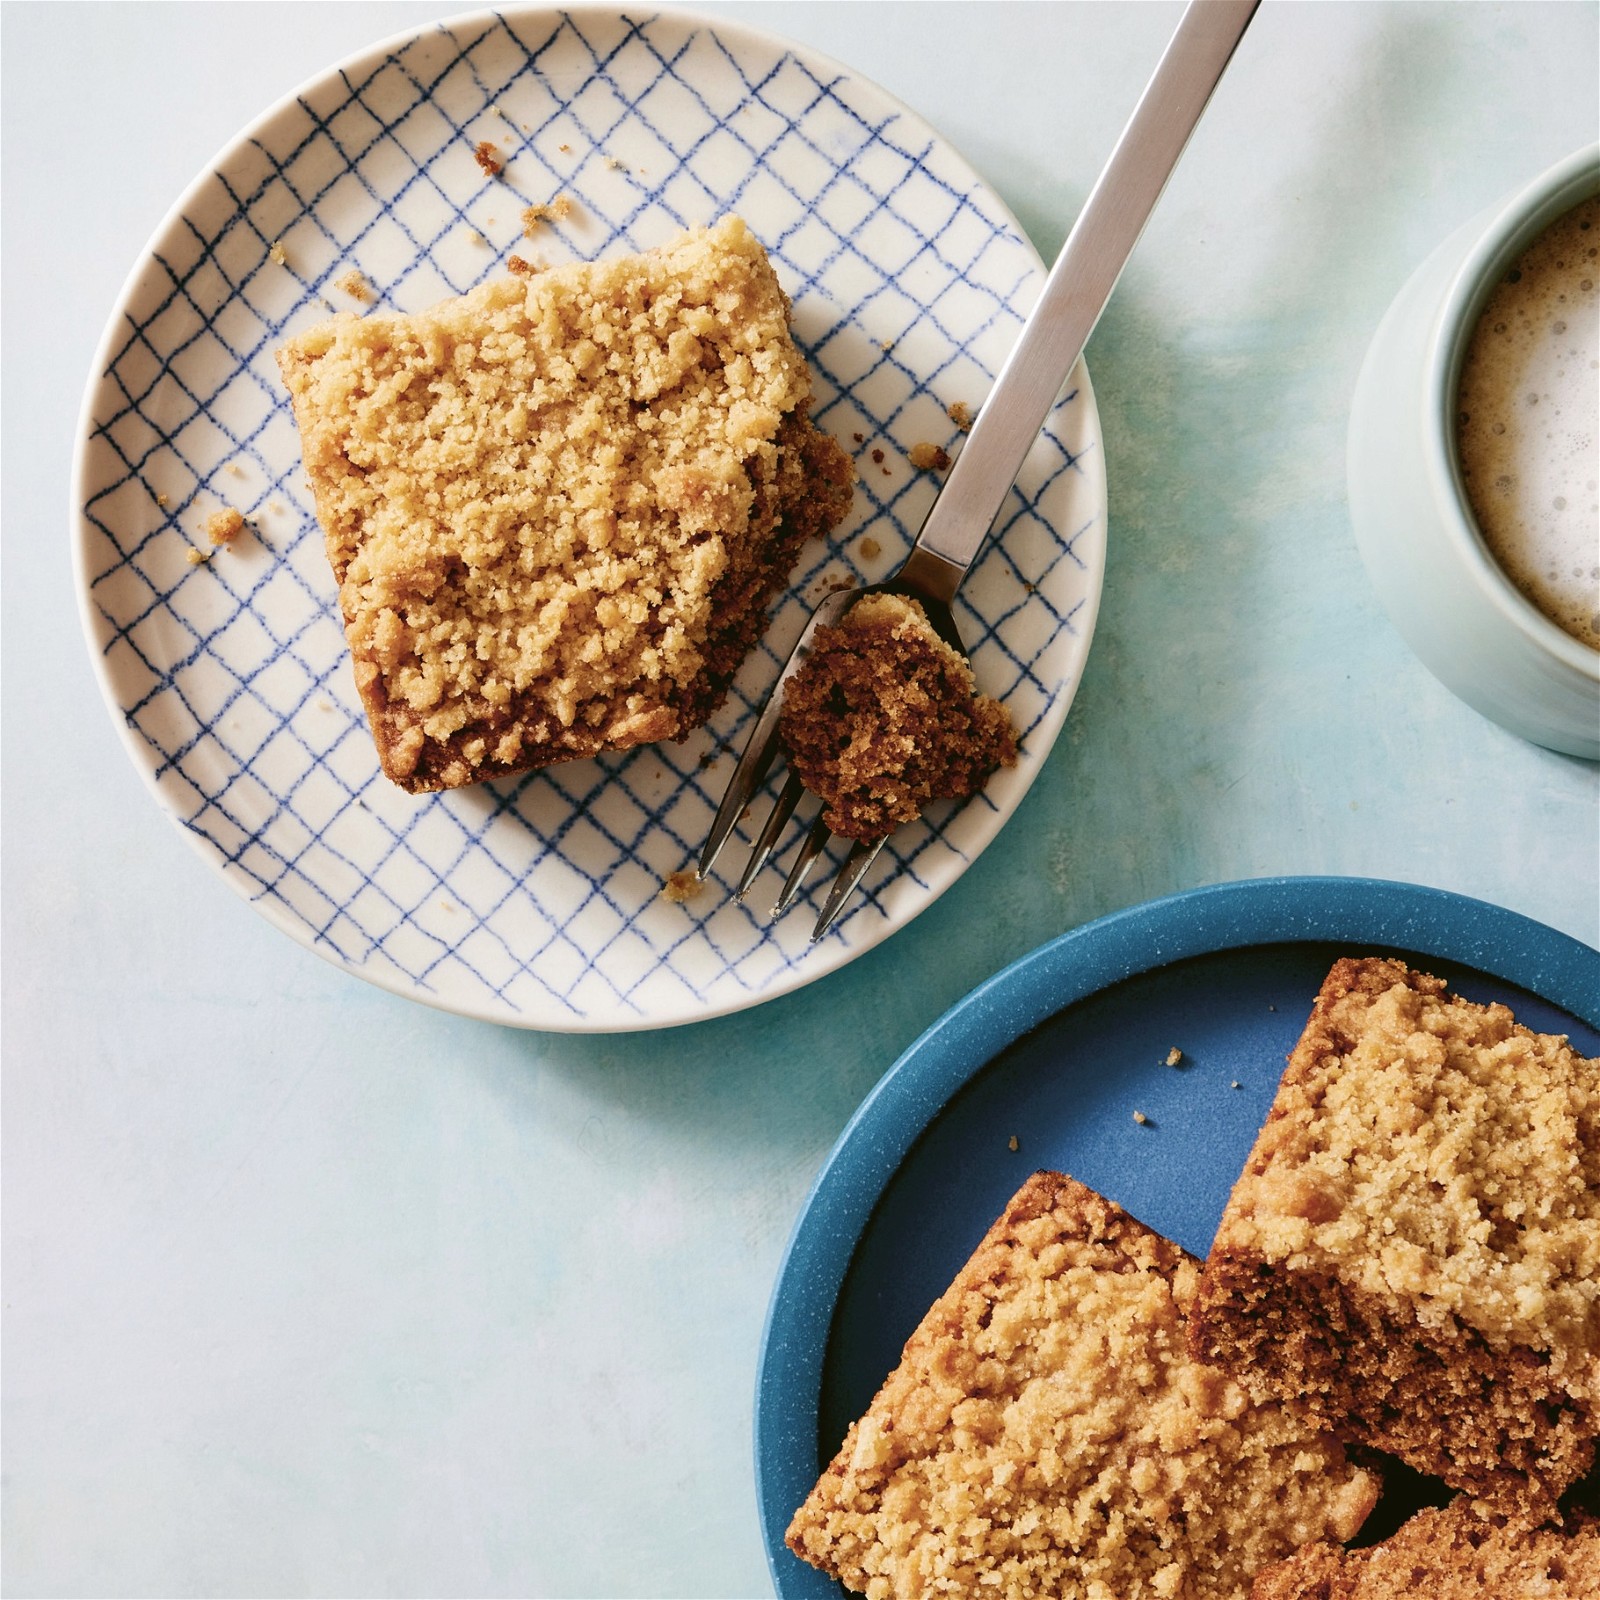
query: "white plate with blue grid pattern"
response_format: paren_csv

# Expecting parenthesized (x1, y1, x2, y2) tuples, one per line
(74, 6, 1106, 1032)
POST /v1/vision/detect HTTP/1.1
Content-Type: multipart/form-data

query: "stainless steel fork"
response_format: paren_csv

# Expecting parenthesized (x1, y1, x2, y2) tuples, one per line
(700, 0, 1259, 941)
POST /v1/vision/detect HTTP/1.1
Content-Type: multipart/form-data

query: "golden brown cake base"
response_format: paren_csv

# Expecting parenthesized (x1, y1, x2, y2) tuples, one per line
(776, 592, 1016, 841)
(276, 216, 853, 793)
(786, 1171, 1378, 1600)
(1251, 1499, 1600, 1600)
(1191, 958, 1600, 1515)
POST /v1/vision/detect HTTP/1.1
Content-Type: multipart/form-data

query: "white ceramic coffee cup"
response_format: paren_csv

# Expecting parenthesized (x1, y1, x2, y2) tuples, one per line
(1348, 144, 1600, 760)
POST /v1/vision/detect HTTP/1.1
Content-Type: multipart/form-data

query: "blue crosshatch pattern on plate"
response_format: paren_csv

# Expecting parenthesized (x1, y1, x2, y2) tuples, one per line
(74, 7, 1107, 1032)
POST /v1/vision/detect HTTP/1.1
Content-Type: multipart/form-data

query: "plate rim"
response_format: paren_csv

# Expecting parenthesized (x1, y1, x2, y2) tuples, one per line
(69, 2, 1108, 1034)
(752, 873, 1600, 1592)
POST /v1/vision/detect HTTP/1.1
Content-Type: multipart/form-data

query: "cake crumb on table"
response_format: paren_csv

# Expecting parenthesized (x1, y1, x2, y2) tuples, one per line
(908, 441, 951, 471)
(859, 536, 881, 560)
(505, 254, 537, 277)
(474, 140, 503, 177)
(1133, 1109, 1149, 1125)
(948, 400, 973, 431)
(661, 869, 704, 904)
(184, 548, 210, 567)
(1166, 1046, 1184, 1066)
(268, 239, 288, 266)
(1007, 1134, 1019, 1152)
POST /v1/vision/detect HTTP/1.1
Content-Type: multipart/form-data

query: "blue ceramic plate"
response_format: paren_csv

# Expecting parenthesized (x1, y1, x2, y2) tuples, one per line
(754, 875, 1600, 1596)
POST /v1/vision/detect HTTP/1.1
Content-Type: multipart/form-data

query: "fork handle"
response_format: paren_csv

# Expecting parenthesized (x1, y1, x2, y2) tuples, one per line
(911, 0, 1259, 586)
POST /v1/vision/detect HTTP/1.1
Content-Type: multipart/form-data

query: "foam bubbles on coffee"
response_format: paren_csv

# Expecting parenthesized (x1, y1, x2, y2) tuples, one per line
(1456, 195, 1599, 650)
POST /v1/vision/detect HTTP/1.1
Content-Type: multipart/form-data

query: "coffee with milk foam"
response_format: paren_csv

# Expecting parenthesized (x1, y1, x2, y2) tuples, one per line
(1456, 194, 1599, 651)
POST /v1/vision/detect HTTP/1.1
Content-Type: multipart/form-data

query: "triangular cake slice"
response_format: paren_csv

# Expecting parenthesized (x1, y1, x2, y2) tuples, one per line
(787, 1170, 1378, 1599)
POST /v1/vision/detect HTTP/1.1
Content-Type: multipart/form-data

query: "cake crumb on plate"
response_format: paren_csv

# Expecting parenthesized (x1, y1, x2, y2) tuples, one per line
(335, 268, 374, 303)
(274, 216, 854, 794)
(661, 869, 705, 904)
(206, 507, 245, 546)
(522, 197, 574, 234)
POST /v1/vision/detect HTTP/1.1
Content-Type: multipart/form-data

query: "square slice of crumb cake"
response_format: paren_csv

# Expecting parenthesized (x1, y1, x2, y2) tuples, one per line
(277, 216, 852, 793)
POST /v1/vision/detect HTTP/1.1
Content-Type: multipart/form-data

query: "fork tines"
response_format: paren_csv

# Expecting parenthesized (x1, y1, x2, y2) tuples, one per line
(699, 589, 882, 939)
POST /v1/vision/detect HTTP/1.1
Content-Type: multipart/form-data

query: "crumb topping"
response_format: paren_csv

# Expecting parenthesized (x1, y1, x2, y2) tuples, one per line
(788, 1173, 1377, 1600)
(661, 868, 704, 903)
(523, 197, 574, 235)
(1225, 958, 1600, 1368)
(277, 217, 852, 790)
(907, 441, 951, 471)
(778, 593, 1016, 840)
(206, 508, 245, 546)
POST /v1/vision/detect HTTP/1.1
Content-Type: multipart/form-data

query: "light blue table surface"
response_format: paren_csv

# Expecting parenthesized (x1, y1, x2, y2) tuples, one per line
(5, 3, 1597, 1596)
